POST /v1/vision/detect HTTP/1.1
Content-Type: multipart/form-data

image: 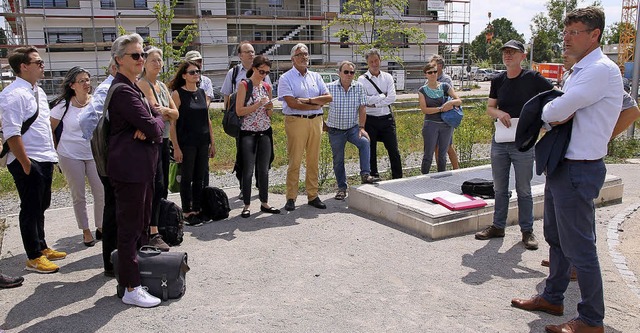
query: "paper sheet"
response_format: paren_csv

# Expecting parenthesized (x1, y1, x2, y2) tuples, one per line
(494, 117, 519, 143)
(415, 191, 472, 203)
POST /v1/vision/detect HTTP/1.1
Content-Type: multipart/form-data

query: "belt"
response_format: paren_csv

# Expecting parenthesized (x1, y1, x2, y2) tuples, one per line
(287, 114, 322, 119)
(563, 158, 602, 163)
(367, 114, 392, 119)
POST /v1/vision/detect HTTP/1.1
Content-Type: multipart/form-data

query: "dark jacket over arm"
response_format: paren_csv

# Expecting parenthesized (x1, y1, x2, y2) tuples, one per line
(107, 73, 164, 183)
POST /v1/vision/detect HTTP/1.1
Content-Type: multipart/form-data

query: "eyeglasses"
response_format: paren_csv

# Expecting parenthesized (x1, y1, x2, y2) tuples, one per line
(560, 29, 594, 38)
(293, 52, 309, 58)
(502, 49, 520, 55)
(258, 69, 271, 75)
(425, 70, 437, 75)
(186, 69, 201, 75)
(125, 52, 148, 60)
(29, 60, 45, 67)
(75, 78, 91, 84)
(343, 70, 356, 75)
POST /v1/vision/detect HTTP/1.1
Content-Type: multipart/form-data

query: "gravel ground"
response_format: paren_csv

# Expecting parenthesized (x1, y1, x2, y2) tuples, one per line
(0, 145, 492, 217)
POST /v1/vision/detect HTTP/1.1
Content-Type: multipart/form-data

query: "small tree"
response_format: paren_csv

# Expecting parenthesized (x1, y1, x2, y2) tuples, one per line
(326, 0, 426, 64)
(119, 0, 199, 81)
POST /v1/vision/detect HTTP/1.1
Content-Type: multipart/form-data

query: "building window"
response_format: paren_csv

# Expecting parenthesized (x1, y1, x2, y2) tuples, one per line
(103, 28, 117, 43)
(27, 0, 68, 7)
(136, 27, 150, 40)
(134, 0, 147, 9)
(268, 0, 283, 8)
(100, 0, 114, 8)
(45, 28, 83, 52)
(339, 0, 347, 13)
(340, 35, 349, 48)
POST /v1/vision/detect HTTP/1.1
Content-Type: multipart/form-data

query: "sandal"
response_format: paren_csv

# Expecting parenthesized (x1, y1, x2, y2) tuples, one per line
(334, 190, 347, 200)
(241, 209, 251, 218)
(260, 205, 281, 214)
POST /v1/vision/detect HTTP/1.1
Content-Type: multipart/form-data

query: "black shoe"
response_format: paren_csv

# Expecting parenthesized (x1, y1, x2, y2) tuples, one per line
(103, 269, 115, 278)
(185, 214, 203, 226)
(95, 229, 103, 240)
(308, 197, 327, 209)
(83, 239, 96, 247)
(285, 199, 296, 211)
(0, 273, 24, 288)
(241, 209, 251, 218)
(261, 205, 281, 214)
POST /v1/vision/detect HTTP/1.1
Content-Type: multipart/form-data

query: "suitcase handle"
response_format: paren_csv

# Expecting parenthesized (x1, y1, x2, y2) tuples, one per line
(139, 245, 162, 256)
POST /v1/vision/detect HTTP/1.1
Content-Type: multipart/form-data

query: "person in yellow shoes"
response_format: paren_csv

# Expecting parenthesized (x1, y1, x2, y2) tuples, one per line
(0, 47, 66, 274)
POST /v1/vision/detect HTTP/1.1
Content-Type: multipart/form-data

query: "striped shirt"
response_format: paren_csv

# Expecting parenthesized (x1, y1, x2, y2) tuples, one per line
(326, 80, 366, 130)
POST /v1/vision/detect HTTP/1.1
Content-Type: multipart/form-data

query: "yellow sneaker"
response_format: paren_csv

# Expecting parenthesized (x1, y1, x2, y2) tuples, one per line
(25, 256, 59, 274)
(41, 248, 67, 261)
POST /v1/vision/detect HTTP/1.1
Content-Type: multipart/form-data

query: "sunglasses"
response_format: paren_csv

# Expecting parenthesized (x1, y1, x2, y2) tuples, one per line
(258, 69, 271, 75)
(343, 70, 356, 75)
(29, 60, 45, 67)
(425, 70, 437, 75)
(125, 52, 148, 60)
(186, 69, 201, 75)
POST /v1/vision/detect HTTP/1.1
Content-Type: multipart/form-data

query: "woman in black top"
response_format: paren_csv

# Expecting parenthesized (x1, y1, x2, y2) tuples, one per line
(169, 61, 216, 225)
(418, 61, 462, 173)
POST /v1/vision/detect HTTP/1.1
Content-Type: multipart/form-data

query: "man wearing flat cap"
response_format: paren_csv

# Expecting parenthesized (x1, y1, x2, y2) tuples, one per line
(185, 50, 214, 101)
(475, 39, 553, 250)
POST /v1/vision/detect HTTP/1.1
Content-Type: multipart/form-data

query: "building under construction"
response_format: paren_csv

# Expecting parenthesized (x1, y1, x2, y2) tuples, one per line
(1, 0, 469, 94)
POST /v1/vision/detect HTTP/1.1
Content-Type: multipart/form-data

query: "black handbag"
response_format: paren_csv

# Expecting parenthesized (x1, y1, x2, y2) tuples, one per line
(111, 245, 190, 301)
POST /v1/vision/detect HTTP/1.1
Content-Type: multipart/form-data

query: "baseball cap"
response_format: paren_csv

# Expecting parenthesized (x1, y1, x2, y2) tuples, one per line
(185, 50, 203, 61)
(500, 40, 525, 53)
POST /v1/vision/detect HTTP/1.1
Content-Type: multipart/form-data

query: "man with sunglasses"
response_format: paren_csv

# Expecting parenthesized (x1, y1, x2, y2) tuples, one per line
(221, 42, 272, 193)
(326, 61, 380, 201)
(511, 7, 622, 333)
(0, 47, 66, 274)
(475, 39, 553, 251)
(278, 43, 332, 211)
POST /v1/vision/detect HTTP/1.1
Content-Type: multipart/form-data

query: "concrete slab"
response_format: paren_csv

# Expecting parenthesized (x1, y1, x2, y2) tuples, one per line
(348, 165, 623, 240)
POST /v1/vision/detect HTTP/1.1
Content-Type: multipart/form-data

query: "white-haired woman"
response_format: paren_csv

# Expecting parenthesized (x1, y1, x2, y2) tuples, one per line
(109, 33, 164, 308)
(136, 46, 178, 251)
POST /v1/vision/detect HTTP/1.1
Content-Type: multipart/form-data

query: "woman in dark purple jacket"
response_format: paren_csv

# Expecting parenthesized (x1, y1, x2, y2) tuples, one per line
(108, 33, 164, 308)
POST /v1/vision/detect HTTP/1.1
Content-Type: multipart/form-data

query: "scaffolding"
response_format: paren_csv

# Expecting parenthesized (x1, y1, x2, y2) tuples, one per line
(0, 0, 470, 94)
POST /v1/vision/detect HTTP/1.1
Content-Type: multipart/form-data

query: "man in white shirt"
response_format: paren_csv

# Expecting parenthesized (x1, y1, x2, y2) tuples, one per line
(358, 49, 402, 179)
(185, 50, 214, 101)
(511, 7, 622, 333)
(278, 43, 332, 211)
(0, 47, 66, 274)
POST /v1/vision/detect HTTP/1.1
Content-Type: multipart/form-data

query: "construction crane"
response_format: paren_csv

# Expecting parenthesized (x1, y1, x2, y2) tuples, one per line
(617, 0, 639, 74)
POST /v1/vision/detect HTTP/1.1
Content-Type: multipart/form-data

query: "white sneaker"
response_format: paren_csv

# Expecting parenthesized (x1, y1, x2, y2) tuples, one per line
(122, 286, 161, 308)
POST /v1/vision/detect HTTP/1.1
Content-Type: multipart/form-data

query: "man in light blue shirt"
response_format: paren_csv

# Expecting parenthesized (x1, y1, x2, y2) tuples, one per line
(511, 7, 622, 333)
(79, 58, 117, 140)
(278, 43, 332, 211)
(326, 61, 379, 201)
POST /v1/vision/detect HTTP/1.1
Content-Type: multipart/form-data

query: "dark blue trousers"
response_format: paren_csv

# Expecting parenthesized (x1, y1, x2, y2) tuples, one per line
(542, 160, 606, 327)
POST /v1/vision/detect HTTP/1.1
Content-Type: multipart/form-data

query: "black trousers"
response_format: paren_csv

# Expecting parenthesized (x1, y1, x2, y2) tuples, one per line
(180, 143, 209, 213)
(161, 138, 170, 199)
(234, 136, 260, 189)
(365, 114, 403, 179)
(150, 145, 164, 228)
(100, 175, 117, 272)
(8, 159, 53, 260)
(240, 132, 271, 205)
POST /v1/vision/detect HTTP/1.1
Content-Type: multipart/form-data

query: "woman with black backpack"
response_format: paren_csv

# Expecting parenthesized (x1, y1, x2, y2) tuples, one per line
(235, 55, 279, 218)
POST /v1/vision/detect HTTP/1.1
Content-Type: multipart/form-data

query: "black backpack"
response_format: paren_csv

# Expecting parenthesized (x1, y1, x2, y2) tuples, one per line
(222, 80, 253, 138)
(200, 186, 231, 221)
(461, 178, 495, 199)
(158, 198, 184, 246)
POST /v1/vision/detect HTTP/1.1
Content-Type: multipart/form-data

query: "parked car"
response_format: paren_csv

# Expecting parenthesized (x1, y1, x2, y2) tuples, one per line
(317, 71, 340, 84)
(474, 69, 495, 81)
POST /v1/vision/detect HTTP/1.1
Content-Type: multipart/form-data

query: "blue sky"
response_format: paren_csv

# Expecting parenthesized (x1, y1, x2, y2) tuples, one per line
(469, 0, 623, 42)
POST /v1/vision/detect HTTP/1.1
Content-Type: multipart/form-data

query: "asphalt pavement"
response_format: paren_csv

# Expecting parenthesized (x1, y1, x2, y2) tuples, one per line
(0, 163, 639, 332)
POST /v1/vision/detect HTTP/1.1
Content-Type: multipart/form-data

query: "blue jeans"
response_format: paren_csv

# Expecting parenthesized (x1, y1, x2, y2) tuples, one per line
(542, 160, 605, 327)
(328, 125, 371, 190)
(421, 120, 453, 174)
(490, 139, 534, 231)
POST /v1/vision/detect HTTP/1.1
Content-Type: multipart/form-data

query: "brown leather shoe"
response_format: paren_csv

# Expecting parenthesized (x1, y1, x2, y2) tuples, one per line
(545, 318, 604, 333)
(541, 259, 550, 267)
(541, 259, 578, 281)
(511, 295, 563, 316)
